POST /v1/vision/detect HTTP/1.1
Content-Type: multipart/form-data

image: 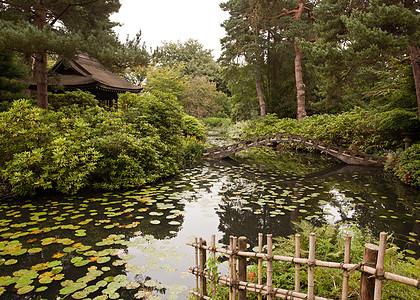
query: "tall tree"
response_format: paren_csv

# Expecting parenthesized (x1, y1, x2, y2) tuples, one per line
(0, 52, 28, 110)
(220, 0, 268, 119)
(249, 0, 316, 120)
(0, 0, 122, 109)
(308, 0, 420, 118)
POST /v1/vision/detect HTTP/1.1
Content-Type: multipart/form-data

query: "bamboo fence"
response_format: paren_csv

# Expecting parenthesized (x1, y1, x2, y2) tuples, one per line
(186, 232, 419, 300)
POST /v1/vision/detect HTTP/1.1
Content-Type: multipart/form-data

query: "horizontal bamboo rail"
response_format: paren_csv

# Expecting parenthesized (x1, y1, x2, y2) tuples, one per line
(187, 232, 419, 300)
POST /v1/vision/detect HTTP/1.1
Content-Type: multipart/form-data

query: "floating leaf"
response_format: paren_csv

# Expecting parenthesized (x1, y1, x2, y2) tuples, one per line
(5, 259, 18, 265)
(97, 256, 111, 264)
(17, 285, 34, 295)
(35, 286, 48, 292)
(28, 248, 43, 254)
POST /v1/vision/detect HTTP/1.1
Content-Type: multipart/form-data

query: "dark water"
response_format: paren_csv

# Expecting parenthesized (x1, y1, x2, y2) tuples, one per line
(0, 148, 418, 299)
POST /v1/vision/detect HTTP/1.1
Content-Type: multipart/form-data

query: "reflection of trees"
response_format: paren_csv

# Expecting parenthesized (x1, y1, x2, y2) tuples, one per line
(212, 155, 419, 252)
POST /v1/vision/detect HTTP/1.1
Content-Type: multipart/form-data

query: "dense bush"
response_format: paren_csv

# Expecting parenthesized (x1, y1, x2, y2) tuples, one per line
(181, 115, 206, 140)
(242, 108, 419, 154)
(386, 144, 420, 188)
(0, 91, 205, 197)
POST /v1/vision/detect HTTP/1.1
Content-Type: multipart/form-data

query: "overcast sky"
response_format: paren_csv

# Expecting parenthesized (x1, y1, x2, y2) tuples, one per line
(111, 0, 229, 58)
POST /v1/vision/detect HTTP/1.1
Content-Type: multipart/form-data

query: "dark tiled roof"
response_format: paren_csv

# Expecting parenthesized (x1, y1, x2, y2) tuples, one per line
(50, 54, 142, 92)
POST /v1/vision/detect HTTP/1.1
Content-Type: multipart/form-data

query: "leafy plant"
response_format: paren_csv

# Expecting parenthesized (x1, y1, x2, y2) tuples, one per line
(386, 144, 420, 188)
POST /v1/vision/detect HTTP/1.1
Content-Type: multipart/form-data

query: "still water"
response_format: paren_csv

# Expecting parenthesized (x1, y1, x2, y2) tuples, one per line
(0, 148, 418, 299)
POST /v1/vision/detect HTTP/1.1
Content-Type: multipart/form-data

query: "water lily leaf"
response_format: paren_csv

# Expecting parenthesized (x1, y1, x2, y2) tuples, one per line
(39, 275, 53, 284)
(17, 285, 34, 295)
(97, 256, 111, 264)
(11, 248, 27, 256)
(35, 286, 48, 292)
(28, 248, 43, 254)
(0, 276, 15, 286)
(47, 261, 61, 268)
(144, 279, 158, 287)
(169, 284, 188, 294)
(72, 290, 89, 299)
(5, 259, 18, 265)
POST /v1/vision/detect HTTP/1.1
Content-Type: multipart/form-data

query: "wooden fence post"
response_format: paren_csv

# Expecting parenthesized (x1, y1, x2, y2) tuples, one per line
(199, 238, 207, 299)
(295, 234, 301, 293)
(211, 234, 217, 299)
(341, 234, 352, 300)
(374, 233, 387, 300)
(238, 236, 247, 300)
(195, 237, 199, 299)
(308, 233, 316, 300)
(360, 243, 379, 300)
(257, 233, 263, 300)
(267, 234, 274, 300)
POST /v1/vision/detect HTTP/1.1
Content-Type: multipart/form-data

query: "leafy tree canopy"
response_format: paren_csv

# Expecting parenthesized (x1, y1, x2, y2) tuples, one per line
(153, 39, 220, 82)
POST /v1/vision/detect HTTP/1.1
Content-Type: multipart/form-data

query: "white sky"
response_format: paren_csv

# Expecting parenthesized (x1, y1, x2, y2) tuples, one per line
(111, 0, 229, 58)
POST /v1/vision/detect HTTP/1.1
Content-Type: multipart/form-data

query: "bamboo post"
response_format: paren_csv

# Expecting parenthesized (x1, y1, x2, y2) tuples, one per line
(258, 233, 263, 300)
(232, 236, 238, 300)
(266, 234, 273, 300)
(295, 234, 301, 292)
(360, 243, 379, 300)
(211, 234, 216, 299)
(229, 236, 236, 300)
(374, 233, 387, 300)
(238, 236, 247, 300)
(341, 234, 352, 300)
(195, 237, 199, 299)
(308, 233, 316, 300)
(199, 238, 207, 299)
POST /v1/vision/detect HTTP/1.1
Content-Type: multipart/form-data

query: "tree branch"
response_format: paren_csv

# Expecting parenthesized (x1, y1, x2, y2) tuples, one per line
(49, 0, 102, 26)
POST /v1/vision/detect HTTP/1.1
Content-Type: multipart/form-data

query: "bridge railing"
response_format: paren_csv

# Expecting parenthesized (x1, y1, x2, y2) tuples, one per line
(203, 133, 386, 165)
(187, 232, 419, 300)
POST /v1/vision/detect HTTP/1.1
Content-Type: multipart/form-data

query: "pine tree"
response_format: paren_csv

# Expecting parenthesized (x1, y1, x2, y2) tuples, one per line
(0, 0, 123, 109)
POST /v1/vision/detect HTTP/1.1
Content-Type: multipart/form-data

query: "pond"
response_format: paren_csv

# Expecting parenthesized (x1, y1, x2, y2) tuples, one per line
(0, 147, 419, 299)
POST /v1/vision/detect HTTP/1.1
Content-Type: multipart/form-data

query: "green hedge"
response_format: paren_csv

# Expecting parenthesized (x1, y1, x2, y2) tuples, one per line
(0, 92, 205, 197)
(386, 144, 420, 188)
(242, 108, 419, 154)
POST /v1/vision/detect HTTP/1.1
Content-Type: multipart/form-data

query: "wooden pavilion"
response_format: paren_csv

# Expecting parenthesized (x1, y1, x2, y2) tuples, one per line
(34, 54, 142, 106)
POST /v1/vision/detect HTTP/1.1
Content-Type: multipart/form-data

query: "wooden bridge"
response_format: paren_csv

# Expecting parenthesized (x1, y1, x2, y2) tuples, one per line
(203, 133, 387, 166)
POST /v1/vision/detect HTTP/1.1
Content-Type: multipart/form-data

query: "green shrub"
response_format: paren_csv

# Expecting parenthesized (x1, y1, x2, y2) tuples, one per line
(182, 115, 206, 140)
(48, 90, 98, 110)
(201, 117, 231, 128)
(243, 108, 416, 154)
(1, 93, 203, 197)
(386, 144, 420, 188)
(180, 136, 206, 166)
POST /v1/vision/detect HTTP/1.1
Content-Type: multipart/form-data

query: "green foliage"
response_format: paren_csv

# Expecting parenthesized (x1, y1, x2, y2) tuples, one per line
(181, 115, 206, 140)
(143, 64, 187, 100)
(386, 144, 420, 188)
(48, 90, 98, 110)
(181, 76, 227, 118)
(201, 117, 232, 128)
(153, 39, 220, 82)
(242, 108, 419, 154)
(0, 52, 28, 111)
(1, 92, 204, 197)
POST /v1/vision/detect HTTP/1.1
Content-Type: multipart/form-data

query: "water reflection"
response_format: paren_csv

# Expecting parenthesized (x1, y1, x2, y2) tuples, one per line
(0, 148, 418, 299)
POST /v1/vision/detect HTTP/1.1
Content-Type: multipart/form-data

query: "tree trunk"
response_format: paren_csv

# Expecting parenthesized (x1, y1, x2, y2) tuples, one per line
(255, 74, 266, 119)
(34, 0, 48, 110)
(409, 45, 420, 121)
(294, 0, 306, 121)
(294, 42, 306, 120)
